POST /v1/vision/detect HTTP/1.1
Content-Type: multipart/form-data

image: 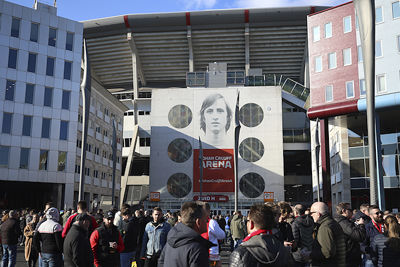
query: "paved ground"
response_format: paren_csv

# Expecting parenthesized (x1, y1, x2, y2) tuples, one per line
(8, 244, 232, 267)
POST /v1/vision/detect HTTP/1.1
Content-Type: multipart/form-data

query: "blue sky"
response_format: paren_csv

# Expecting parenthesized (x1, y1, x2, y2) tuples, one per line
(7, 0, 349, 21)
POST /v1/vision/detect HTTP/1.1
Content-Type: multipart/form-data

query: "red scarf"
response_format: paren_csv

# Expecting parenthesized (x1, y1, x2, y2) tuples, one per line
(372, 220, 383, 234)
(243, 229, 272, 242)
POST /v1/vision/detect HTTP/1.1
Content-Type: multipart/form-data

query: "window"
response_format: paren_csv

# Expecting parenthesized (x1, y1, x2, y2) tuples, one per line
(325, 22, 332, 38)
(20, 148, 30, 169)
(344, 16, 352, 33)
(0, 146, 10, 167)
(312, 26, 320, 42)
(39, 150, 48, 170)
(11, 18, 20, 38)
(57, 151, 66, 171)
(343, 48, 352, 66)
(66, 32, 74, 51)
(393, 1, 400, 19)
(25, 84, 34, 104)
(376, 7, 384, 23)
(22, 116, 32, 136)
(8, 48, 17, 69)
(139, 137, 151, 147)
(315, 56, 322, 72)
(376, 74, 386, 92)
(325, 85, 333, 102)
(64, 61, 72, 80)
(60, 121, 69, 140)
(2, 113, 12, 134)
(328, 52, 337, 69)
(358, 46, 363, 62)
(360, 79, 366, 96)
(94, 147, 100, 155)
(48, 28, 57, 46)
(376, 40, 383, 57)
(76, 139, 82, 148)
(346, 81, 355, 98)
(62, 90, 70, 110)
(44, 87, 53, 107)
(46, 57, 55, 76)
(103, 130, 108, 137)
(30, 23, 39, 42)
(5, 80, 15, 101)
(27, 53, 37, 73)
(41, 118, 51, 138)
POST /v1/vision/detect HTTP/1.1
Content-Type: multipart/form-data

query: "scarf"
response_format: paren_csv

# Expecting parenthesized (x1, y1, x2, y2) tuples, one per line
(243, 229, 272, 242)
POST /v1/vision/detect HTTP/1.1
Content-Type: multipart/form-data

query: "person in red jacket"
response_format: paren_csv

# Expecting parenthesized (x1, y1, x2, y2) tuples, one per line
(62, 201, 98, 238)
(90, 210, 125, 267)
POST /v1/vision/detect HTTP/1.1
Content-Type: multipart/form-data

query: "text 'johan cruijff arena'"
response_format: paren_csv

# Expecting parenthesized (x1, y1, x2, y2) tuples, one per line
(82, 5, 328, 212)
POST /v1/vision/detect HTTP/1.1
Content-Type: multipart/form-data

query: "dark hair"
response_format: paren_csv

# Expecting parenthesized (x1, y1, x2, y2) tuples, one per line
(153, 207, 162, 213)
(248, 204, 275, 230)
(77, 201, 87, 211)
(121, 206, 132, 216)
(336, 202, 350, 215)
(200, 94, 232, 133)
(384, 215, 400, 251)
(369, 205, 380, 214)
(294, 204, 306, 215)
(180, 202, 204, 228)
(278, 201, 292, 218)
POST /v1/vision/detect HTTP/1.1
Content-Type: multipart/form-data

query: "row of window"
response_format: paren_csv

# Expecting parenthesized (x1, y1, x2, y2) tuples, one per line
(10, 17, 74, 51)
(2, 114, 69, 140)
(76, 140, 121, 162)
(8, 48, 73, 80)
(124, 111, 151, 116)
(324, 75, 387, 102)
(0, 146, 66, 171)
(123, 137, 151, 147)
(3, 80, 71, 109)
(74, 164, 114, 180)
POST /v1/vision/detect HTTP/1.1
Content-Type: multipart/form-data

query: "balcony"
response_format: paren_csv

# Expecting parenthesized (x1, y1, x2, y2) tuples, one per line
(95, 131, 102, 141)
(102, 158, 108, 166)
(94, 155, 101, 163)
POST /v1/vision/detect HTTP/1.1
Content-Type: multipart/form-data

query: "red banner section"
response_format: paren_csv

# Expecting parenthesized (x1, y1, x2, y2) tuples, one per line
(193, 149, 234, 192)
(193, 195, 229, 202)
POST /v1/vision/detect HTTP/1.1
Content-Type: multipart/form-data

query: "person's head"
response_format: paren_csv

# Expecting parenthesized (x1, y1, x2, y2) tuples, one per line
(8, 210, 18, 219)
(75, 213, 91, 231)
(336, 202, 353, 220)
(45, 207, 59, 222)
(31, 214, 39, 224)
(152, 207, 163, 223)
(294, 204, 306, 217)
(360, 204, 369, 216)
(77, 201, 87, 213)
(200, 94, 232, 135)
(144, 210, 150, 217)
(310, 202, 329, 223)
(383, 215, 400, 237)
(278, 201, 292, 220)
(369, 205, 383, 223)
(264, 202, 281, 224)
(203, 202, 211, 218)
(44, 202, 53, 212)
(247, 204, 275, 234)
(121, 206, 132, 221)
(180, 201, 208, 234)
(103, 210, 115, 228)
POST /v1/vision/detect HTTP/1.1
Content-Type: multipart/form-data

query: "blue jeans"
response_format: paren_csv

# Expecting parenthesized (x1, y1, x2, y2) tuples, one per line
(2, 244, 17, 267)
(40, 253, 62, 267)
(120, 251, 135, 267)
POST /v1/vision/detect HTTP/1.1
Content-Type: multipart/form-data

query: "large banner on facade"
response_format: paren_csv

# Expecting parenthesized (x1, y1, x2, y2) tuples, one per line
(193, 149, 234, 192)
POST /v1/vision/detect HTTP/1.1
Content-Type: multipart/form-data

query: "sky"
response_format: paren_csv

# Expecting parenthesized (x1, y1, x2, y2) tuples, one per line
(7, 0, 349, 21)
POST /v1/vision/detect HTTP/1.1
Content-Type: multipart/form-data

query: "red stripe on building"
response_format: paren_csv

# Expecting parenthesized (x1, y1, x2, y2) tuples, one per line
(244, 10, 249, 23)
(123, 15, 131, 29)
(307, 99, 358, 119)
(186, 12, 191, 26)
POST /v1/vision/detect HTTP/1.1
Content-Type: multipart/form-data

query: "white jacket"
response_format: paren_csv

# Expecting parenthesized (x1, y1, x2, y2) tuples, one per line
(208, 219, 225, 255)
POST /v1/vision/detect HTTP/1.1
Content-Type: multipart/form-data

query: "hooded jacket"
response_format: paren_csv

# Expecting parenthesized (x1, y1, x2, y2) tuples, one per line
(33, 210, 63, 254)
(158, 222, 214, 267)
(231, 214, 246, 240)
(291, 214, 314, 262)
(63, 224, 94, 267)
(229, 233, 294, 267)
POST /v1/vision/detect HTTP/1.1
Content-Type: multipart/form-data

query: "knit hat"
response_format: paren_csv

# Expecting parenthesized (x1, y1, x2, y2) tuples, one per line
(353, 210, 366, 221)
(46, 207, 60, 221)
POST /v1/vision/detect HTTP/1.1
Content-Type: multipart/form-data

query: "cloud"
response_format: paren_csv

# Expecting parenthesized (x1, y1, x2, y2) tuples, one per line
(182, 0, 218, 9)
(234, 0, 347, 8)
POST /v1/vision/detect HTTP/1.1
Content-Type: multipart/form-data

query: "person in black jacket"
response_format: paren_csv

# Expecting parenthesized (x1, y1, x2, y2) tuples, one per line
(158, 201, 214, 267)
(63, 213, 94, 267)
(120, 206, 139, 267)
(333, 202, 366, 267)
(0, 210, 21, 267)
(291, 204, 314, 266)
(230, 204, 294, 267)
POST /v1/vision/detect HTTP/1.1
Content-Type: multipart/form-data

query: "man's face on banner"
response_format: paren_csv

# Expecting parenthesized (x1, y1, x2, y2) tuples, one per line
(204, 98, 227, 135)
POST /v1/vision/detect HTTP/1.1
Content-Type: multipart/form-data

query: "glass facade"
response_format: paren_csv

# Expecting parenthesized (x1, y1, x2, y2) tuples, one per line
(8, 48, 17, 69)
(30, 23, 39, 42)
(41, 118, 51, 138)
(22, 116, 32, 136)
(66, 32, 74, 51)
(62, 90, 70, 110)
(5, 80, 15, 101)
(2, 113, 12, 134)
(48, 28, 57, 46)
(25, 84, 34, 104)
(44, 87, 53, 107)
(27, 53, 37, 73)
(46, 57, 55, 76)
(20, 148, 30, 169)
(11, 18, 20, 38)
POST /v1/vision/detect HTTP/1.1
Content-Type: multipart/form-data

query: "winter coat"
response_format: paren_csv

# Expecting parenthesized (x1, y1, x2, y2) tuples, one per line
(24, 222, 38, 261)
(278, 221, 294, 242)
(62, 213, 98, 238)
(333, 214, 366, 267)
(121, 217, 139, 253)
(311, 214, 346, 267)
(0, 217, 21, 245)
(63, 224, 94, 267)
(33, 218, 63, 254)
(291, 214, 314, 262)
(361, 220, 383, 257)
(371, 233, 388, 267)
(229, 233, 295, 267)
(158, 222, 214, 267)
(140, 220, 171, 257)
(370, 234, 400, 267)
(231, 215, 246, 240)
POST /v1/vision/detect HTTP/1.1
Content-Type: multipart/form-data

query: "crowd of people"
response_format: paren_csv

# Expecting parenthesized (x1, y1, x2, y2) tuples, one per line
(0, 200, 400, 267)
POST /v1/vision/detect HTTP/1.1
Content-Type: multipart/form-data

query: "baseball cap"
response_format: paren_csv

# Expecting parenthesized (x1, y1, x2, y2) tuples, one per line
(106, 210, 115, 219)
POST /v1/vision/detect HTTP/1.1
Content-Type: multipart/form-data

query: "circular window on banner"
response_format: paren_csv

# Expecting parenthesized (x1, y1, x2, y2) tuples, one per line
(239, 103, 264, 127)
(239, 137, 264, 162)
(240, 173, 265, 198)
(167, 173, 192, 198)
(168, 105, 192, 129)
(167, 138, 192, 163)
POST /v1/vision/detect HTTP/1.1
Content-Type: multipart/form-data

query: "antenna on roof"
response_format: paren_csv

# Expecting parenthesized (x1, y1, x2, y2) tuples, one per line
(34, 0, 38, 9)
(54, 0, 56, 7)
